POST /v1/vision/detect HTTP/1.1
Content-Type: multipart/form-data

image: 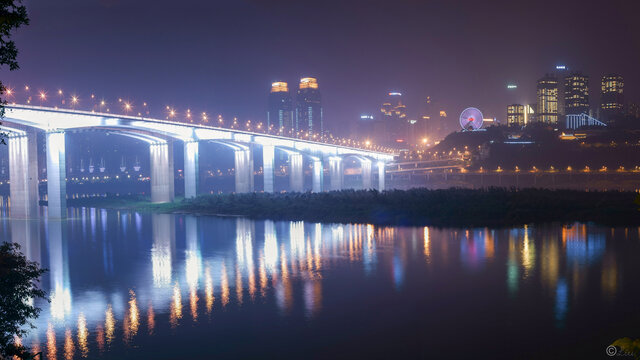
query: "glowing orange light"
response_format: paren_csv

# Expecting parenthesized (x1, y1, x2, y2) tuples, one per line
(39, 92, 46, 100)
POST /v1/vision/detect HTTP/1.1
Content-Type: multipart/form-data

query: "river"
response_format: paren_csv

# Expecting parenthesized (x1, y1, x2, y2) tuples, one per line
(1, 205, 638, 359)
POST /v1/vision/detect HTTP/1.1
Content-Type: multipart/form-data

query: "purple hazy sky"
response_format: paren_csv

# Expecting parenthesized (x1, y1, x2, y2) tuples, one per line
(4, 0, 640, 135)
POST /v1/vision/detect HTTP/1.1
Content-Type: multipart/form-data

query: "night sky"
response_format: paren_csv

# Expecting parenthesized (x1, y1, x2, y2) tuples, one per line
(4, 0, 640, 136)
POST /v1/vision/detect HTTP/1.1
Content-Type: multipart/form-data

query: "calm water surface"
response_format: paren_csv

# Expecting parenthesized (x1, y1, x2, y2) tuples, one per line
(1, 205, 639, 359)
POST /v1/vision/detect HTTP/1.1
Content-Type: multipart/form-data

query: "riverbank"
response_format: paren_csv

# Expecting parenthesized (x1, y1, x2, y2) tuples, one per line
(59, 188, 640, 227)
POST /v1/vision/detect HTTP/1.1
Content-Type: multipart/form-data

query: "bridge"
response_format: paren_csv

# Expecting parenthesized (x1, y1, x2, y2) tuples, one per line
(1, 105, 395, 219)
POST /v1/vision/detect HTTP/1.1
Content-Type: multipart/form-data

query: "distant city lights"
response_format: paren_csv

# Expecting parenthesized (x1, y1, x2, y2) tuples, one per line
(507, 84, 517, 89)
(556, 65, 566, 70)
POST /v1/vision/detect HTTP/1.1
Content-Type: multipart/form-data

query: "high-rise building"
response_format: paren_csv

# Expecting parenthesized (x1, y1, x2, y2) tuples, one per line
(600, 74, 624, 124)
(536, 74, 559, 124)
(267, 81, 293, 131)
(507, 104, 525, 127)
(564, 72, 590, 116)
(296, 77, 323, 136)
(380, 92, 407, 144)
(507, 104, 534, 127)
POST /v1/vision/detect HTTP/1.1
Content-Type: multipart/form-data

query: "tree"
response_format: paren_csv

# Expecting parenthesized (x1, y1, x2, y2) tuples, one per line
(0, 242, 46, 359)
(0, 0, 29, 144)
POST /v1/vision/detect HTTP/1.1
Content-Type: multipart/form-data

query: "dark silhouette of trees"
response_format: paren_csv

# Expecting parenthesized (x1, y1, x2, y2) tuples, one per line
(0, 242, 46, 359)
(0, 0, 29, 144)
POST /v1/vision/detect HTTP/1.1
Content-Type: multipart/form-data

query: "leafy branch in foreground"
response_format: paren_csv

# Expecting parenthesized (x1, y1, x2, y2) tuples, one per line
(0, 242, 47, 359)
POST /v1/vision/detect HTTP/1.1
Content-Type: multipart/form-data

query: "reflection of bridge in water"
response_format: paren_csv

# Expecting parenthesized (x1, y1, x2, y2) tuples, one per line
(1, 105, 394, 219)
(0, 206, 621, 358)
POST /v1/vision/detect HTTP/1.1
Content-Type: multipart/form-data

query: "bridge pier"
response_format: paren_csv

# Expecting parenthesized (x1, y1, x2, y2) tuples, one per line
(312, 159, 323, 193)
(361, 158, 372, 189)
(184, 140, 199, 199)
(262, 145, 275, 193)
(8, 130, 39, 219)
(327, 157, 343, 191)
(234, 147, 254, 193)
(46, 131, 67, 219)
(377, 161, 386, 190)
(289, 153, 304, 192)
(150, 141, 175, 203)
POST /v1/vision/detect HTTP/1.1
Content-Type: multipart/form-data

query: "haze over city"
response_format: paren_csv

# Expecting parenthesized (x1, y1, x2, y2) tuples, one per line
(5, 0, 640, 136)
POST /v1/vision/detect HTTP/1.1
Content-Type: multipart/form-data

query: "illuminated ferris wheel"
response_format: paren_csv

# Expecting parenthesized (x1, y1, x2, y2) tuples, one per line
(459, 107, 484, 131)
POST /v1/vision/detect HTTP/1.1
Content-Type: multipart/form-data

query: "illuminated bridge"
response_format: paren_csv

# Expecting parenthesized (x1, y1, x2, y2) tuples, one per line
(1, 105, 395, 219)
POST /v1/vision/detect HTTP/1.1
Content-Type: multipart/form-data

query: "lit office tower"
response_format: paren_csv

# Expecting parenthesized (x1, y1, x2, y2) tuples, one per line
(507, 104, 535, 127)
(380, 92, 407, 143)
(600, 74, 624, 124)
(564, 72, 590, 116)
(296, 77, 323, 136)
(507, 104, 525, 127)
(267, 81, 293, 131)
(536, 74, 559, 124)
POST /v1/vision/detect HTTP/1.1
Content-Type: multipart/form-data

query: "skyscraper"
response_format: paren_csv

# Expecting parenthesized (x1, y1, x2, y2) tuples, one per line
(380, 92, 407, 144)
(507, 104, 535, 127)
(296, 77, 323, 136)
(507, 104, 525, 127)
(564, 72, 590, 116)
(536, 74, 559, 124)
(267, 81, 293, 131)
(600, 74, 624, 124)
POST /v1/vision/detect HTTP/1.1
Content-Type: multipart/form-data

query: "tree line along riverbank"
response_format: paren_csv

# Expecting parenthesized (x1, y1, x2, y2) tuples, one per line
(57, 188, 640, 228)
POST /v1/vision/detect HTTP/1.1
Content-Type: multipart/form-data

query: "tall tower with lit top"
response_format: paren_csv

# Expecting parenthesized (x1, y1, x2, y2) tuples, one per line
(267, 81, 293, 131)
(296, 77, 323, 137)
(600, 74, 624, 124)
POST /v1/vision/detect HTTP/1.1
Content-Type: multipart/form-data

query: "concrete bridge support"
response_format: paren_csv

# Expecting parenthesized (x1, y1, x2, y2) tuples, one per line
(262, 144, 275, 193)
(361, 159, 372, 190)
(8, 131, 39, 219)
(46, 131, 67, 219)
(234, 147, 254, 193)
(183, 140, 199, 199)
(377, 161, 386, 190)
(312, 159, 323, 193)
(150, 141, 175, 203)
(327, 157, 343, 191)
(289, 153, 304, 192)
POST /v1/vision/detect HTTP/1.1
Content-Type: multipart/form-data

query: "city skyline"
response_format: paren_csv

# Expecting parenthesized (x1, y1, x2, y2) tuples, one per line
(4, 0, 639, 138)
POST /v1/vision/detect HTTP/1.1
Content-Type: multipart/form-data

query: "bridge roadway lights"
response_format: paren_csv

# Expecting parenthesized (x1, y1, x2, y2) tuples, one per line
(8, 130, 39, 219)
(262, 145, 275, 193)
(46, 131, 68, 219)
(289, 153, 304, 192)
(150, 141, 175, 203)
(234, 147, 254, 193)
(183, 140, 199, 199)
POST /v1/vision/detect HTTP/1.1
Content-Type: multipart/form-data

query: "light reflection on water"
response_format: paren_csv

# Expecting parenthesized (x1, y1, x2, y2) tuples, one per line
(1, 207, 638, 358)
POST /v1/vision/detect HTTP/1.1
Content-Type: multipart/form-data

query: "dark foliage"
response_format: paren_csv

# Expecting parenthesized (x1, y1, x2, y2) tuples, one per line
(69, 188, 640, 228)
(0, 242, 46, 359)
(0, 0, 29, 144)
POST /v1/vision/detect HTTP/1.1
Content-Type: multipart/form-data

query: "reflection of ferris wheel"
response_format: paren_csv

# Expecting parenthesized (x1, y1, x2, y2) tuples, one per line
(459, 107, 484, 131)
